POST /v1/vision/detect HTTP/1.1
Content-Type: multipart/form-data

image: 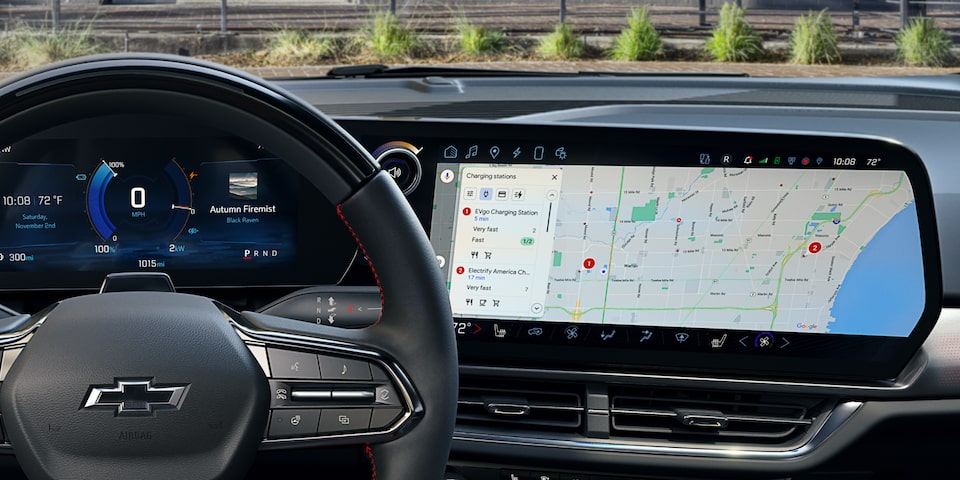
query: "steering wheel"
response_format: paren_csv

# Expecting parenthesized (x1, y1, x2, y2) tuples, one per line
(0, 55, 457, 480)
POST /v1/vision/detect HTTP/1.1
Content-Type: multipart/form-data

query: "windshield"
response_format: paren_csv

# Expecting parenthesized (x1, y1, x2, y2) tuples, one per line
(0, 0, 957, 79)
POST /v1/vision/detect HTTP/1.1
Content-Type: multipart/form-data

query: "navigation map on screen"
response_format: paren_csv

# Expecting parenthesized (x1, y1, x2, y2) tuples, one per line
(433, 164, 923, 337)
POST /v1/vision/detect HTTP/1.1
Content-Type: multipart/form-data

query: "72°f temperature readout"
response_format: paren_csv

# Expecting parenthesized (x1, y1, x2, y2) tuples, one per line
(2, 195, 64, 206)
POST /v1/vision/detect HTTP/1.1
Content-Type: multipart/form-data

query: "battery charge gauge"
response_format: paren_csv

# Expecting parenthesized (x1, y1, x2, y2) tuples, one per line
(85, 158, 194, 244)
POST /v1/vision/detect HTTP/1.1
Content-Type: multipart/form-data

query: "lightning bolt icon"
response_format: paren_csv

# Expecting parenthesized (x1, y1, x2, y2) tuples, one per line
(512, 147, 521, 159)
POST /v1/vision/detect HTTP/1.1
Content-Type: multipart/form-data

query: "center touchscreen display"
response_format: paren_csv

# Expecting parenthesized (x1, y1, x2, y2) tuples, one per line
(345, 118, 940, 380)
(433, 164, 922, 339)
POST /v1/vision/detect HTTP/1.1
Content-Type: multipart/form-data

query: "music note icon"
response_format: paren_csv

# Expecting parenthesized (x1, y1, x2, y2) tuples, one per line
(465, 145, 478, 159)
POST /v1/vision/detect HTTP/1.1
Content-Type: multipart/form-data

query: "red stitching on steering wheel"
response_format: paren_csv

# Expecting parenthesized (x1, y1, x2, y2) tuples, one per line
(336, 204, 384, 326)
(364, 443, 378, 480)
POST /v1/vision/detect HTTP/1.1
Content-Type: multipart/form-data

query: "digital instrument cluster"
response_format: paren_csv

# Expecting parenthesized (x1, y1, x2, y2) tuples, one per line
(0, 118, 352, 290)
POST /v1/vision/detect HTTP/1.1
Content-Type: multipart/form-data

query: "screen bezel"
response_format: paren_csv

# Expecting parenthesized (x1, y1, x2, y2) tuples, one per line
(346, 119, 942, 382)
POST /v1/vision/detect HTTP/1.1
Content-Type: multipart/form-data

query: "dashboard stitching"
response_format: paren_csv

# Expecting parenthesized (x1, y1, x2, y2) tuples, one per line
(336, 204, 384, 326)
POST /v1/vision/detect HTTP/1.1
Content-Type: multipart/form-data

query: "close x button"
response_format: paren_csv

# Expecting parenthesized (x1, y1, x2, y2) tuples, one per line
(318, 355, 372, 381)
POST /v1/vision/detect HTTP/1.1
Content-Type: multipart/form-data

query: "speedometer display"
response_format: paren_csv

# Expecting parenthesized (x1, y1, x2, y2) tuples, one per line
(86, 157, 195, 244)
(0, 135, 300, 277)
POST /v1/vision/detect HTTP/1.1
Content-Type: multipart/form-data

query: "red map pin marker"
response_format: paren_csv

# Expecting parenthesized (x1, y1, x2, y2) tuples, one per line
(462, 207, 471, 216)
(583, 258, 596, 269)
(808, 242, 822, 254)
(456, 266, 465, 275)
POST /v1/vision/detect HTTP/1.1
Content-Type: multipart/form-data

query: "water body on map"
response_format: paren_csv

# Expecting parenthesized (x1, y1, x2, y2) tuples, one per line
(828, 203, 924, 337)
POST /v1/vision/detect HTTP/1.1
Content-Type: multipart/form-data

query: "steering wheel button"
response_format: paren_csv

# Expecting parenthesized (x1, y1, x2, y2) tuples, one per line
(269, 380, 295, 407)
(268, 409, 321, 439)
(318, 408, 372, 434)
(375, 385, 400, 406)
(318, 355, 372, 381)
(369, 407, 403, 430)
(267, 348, 320, 379)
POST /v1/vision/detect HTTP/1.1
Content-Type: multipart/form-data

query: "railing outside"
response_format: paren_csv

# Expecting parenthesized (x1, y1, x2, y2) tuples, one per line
(11, 1, 960, 37)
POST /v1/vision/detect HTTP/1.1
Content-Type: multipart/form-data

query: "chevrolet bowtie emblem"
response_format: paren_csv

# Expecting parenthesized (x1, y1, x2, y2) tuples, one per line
(83, 379, 189, 416)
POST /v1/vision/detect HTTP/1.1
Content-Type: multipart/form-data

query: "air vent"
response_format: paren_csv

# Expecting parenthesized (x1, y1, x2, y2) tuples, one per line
(457, 378, 583, 433)
(610, 386, 834, 445)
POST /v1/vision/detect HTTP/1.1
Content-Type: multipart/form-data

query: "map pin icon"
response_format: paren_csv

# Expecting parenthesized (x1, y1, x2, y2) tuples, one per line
(490, 146, 500, 159)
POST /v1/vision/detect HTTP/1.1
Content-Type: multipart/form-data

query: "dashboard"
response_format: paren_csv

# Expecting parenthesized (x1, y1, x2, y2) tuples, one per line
(0, 116, 938, 381)
(4, 69, 960, 480)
